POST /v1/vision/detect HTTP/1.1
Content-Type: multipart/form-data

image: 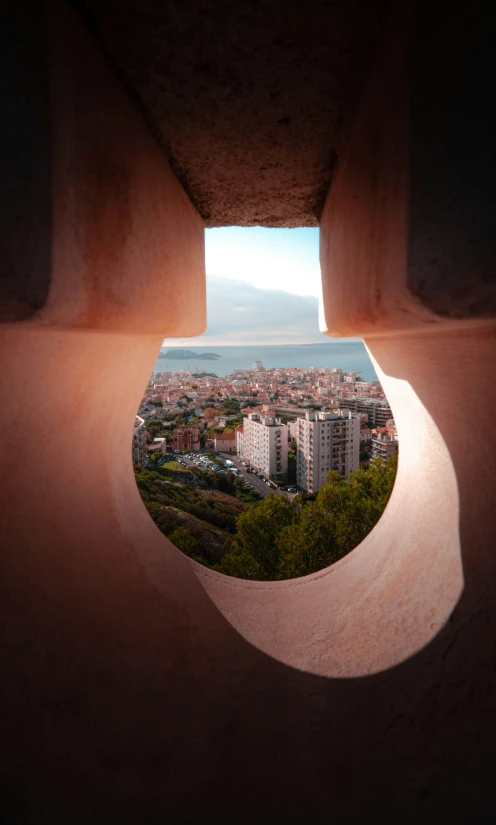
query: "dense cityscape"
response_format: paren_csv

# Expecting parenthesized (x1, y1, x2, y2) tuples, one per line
(132, 361, 398, 579)
(134, 361, 398, 480)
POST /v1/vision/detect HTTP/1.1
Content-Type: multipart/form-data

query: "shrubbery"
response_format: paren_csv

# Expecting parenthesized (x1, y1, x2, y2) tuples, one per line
(135, 456, 397, 581)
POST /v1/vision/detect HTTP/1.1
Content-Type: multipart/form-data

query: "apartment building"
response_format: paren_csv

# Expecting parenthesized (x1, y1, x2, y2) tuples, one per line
(371, 431, 399, 462)
(338, 398, 392, 428)
(241, 414, 288, 478)
(235, 425, 244, 455)
(132, 416, 147, 466)
(296, 410, 360, 493)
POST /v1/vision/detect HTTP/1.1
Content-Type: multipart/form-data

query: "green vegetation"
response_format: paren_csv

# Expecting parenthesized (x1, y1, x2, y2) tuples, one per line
(216, 456, 398, 580)
(287, 449, 297, 485)
(136, 455, 397, 581)
(145, 418, 172, 440)
(221, 399, 241, 415)
(134, 462, 263, 566)
(164, 460, 191, 472)
(135, 465, 245, 565)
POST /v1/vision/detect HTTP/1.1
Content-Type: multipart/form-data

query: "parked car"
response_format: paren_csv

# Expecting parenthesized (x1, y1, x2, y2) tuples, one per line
(287, 487, 297, 493)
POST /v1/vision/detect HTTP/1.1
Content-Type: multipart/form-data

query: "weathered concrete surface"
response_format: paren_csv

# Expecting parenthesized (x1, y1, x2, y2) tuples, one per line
(1, 0, 206, 331)
(320, 0, 496, 334)
(73, 0, 390, 227)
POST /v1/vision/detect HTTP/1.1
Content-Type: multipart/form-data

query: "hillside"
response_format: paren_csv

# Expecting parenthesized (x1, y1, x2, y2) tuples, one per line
(134, 464, 256, 566)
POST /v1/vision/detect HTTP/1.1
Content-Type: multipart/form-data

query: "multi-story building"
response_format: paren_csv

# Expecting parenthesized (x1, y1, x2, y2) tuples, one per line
(268, 404, 308, 419)
(338, 398, 392, 428)
(242, 414, 288, 478)
(235, 425, 244, 456)
(296, 410, 360, 493)
(371, 431, 399, 462)
(132, 416, 147, 466)
(173, 426, 200, 452)
(214, 431, 236, 452)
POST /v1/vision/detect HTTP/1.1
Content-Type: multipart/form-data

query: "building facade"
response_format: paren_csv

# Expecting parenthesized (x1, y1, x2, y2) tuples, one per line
(132, 416, 147, 466)
(173, 426, 200, 452)
(338, 398, 392, 428)
(241, 413, 288, 478)
(296, 410, 360, 493)
(235, 425, 244, 456)
(371, 432, 399, 462)
(214, 431, 236, 452)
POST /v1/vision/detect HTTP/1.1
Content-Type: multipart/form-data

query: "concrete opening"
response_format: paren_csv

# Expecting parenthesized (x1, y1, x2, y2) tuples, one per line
(135, 226, 400, 587)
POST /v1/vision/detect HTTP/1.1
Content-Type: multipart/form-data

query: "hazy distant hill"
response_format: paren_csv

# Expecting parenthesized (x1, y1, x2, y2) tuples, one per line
(159, 348, 220, 360)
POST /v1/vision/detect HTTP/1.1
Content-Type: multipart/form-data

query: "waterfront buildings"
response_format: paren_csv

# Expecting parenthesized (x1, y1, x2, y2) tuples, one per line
(241, 413, 288, 478)
(296, 410, 360, 493)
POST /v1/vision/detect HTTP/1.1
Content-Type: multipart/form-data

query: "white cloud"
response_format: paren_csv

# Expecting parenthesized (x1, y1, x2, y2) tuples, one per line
(164, 275, 358, 347)
(205, 226, 322, 297)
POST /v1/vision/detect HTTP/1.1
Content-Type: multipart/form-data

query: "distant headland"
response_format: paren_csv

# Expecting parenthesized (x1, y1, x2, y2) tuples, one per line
(158, 348, 221, 361)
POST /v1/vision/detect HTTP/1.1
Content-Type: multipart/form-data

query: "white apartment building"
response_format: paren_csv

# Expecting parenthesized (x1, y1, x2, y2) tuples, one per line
(338, 397, 392, 428)
(235, 425, 244, 456)
(296, 410, 360, 493)
(371, 432, 399, 462)
(132, 416, 147, 466)
(241, 414, 288, 478)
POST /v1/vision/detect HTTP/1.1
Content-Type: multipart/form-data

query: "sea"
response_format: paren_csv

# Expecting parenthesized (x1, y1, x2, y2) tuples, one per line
(153, 341, 377, 383)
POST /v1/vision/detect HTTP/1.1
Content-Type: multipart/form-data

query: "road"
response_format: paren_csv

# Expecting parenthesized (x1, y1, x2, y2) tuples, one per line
(217, 452, 287, 499)
(174, 451, 289, 499)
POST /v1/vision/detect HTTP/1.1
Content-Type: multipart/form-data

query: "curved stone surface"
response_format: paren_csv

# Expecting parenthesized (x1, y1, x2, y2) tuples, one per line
(1, 1, 496, 823)
(1, 0, 206, 331)
(1, 322, 495, 824)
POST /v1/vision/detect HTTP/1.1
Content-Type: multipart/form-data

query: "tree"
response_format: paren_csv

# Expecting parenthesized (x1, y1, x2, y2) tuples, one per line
(168, 526, 197, 555)
(277, 503, 339, 578)
(287, 450, 297, 485)
(218, 496, 299, 580)
(222, 399, 241, 414)
(218, 455, 398, 581)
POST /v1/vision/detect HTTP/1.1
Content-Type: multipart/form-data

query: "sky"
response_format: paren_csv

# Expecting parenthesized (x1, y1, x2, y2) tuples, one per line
(205, 227, 322, 297)
(164, 226, 341, 346)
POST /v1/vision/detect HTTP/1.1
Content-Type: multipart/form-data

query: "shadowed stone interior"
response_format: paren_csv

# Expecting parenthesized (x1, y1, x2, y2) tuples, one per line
(73, 0, 390, 226)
